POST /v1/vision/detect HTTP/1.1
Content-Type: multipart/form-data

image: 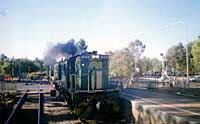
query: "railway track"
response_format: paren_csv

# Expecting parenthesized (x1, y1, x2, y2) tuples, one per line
(5, 85, 43, 124)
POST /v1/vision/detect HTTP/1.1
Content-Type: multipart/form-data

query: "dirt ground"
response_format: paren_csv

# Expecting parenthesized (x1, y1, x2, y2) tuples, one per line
(43, 94, 82, 124)
(43, 93, 135, 124)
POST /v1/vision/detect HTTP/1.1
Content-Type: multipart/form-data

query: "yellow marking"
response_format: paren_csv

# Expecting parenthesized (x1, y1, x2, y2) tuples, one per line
(88, 61, 102, 69)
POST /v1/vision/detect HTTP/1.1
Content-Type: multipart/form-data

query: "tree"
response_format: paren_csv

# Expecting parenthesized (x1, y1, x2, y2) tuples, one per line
(0, 54, 45, 77)
(0, 61, 11, 74)
(0, 54, 8, 61)
(187, 41, 195, 74)
(109, 49, 132, 77)
(140, 57, 152, 75)
(166, 43, 186, 75)
(191, 36, 200, 72)
(140, 57, 161, 75)
(33, 58, 44, 71)
(151, 58, 162, 72)
(109, 40, 145, 78)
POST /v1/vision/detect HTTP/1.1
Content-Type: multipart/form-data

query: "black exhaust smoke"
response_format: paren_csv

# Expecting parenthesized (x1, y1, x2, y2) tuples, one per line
(44, 38, 87, 65)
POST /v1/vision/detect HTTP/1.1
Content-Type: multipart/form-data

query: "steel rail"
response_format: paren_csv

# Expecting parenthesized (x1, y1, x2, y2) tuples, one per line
(5, 90, 28, 124)
(38, 84, 43, 124)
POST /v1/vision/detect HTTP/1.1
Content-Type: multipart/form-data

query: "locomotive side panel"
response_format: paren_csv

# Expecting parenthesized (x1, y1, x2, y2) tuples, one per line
(60, 61, 67, 89)
(53, 63, 61, 80)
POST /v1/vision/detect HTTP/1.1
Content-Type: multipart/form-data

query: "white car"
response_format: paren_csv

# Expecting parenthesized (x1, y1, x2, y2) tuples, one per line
(189, 75, 200, 82)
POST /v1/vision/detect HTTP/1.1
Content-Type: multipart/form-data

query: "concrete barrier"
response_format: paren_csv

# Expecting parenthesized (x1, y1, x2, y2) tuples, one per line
(121, 93, 200, 124)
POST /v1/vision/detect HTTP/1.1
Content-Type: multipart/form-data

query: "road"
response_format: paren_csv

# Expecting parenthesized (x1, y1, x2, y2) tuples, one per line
(121, 88, 200, 123)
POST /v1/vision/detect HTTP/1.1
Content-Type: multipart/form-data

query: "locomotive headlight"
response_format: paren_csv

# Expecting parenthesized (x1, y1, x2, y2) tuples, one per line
(82, 64, 85, 66)
(92, 55, 95, 59)
(92, 55, 99, 59)
(95, 55, 99, 59)
(92, 55, 96, 59)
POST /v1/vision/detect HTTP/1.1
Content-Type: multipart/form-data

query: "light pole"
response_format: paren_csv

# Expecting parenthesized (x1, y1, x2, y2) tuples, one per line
(160, 53, 168, 80)
(165, 21, 189, 88)
(184, 23, 189, 88)
(178, 22, 189, 88)
(160, 53, 164, 79)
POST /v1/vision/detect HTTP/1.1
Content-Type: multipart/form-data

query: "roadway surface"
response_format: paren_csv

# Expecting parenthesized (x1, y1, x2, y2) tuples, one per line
(121, 88, 200, 123)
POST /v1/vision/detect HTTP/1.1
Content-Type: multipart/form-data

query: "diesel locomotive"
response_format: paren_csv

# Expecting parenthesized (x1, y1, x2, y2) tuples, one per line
(49, 51, 122, 120)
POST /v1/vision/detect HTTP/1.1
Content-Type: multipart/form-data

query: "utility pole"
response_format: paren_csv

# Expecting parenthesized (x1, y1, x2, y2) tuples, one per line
(165, 21, 189, 88)
(160, 53, 168, 80)
(185, 24, 189, 88)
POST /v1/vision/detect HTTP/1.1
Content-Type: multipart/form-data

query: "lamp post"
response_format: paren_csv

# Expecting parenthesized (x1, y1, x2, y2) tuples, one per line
(165, 21, 189, 88)
(160, 53, 167, 80)
(160, 53, 164, 79)
(185, 24, 189, 88)
(178, 22, 189, 88)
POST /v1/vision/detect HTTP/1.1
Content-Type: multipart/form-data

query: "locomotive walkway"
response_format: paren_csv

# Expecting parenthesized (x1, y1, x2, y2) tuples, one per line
(120, 88, 200, 124)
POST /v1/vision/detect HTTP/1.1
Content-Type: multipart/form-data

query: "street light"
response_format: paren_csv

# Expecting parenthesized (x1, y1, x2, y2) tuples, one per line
(160, 53, 168, 80)
(165, 21, 189, 88)
(160, 53, 164, 79)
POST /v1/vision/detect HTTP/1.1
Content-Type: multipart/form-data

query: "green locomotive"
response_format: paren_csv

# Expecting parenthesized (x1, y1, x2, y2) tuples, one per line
(52, 51, 122, 120)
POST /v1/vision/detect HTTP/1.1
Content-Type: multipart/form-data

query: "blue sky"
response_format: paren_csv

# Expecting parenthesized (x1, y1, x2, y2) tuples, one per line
(0, 0, 200, 60)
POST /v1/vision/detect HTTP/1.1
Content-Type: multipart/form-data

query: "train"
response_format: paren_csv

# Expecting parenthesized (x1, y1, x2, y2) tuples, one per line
(48, 51, 123, 120)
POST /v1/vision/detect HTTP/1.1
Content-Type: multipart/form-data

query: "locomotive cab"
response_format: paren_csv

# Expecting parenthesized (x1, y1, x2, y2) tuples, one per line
(75, 53, 109, 92)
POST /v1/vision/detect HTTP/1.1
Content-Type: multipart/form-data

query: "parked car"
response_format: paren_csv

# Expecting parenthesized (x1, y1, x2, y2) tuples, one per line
(189, 75, 200, 82)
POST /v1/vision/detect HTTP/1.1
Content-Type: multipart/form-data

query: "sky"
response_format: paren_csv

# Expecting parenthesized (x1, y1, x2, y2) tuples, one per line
(0, 0, 200, 60)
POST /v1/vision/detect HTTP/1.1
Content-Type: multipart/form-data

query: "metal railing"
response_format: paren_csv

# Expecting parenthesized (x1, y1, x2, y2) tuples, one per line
(109, 77, 192, 89)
